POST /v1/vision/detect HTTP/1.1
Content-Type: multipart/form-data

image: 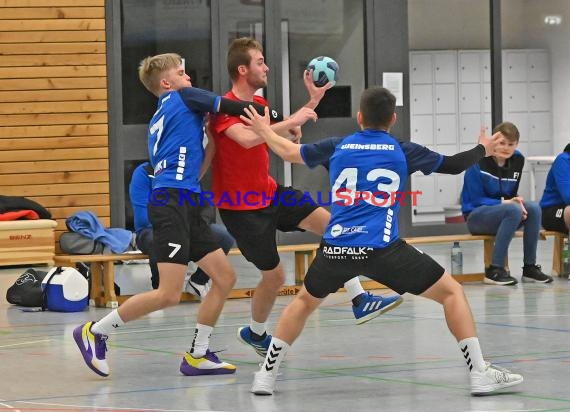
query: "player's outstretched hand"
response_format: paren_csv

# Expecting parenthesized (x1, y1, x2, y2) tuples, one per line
(304, 69, 333, 103)
(290, 106, 318, 127)
(478, 126, 502, 157)
(241, 105, 271, 135)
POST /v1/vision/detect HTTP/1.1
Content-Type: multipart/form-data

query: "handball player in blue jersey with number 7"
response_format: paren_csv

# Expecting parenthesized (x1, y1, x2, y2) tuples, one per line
(72, 53, 303, 378)
(242, 86, 523, 396)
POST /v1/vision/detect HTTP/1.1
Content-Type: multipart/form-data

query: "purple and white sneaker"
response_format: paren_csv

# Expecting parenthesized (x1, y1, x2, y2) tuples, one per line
(180, 350, 236, 376)
(73, 321, 109, 377)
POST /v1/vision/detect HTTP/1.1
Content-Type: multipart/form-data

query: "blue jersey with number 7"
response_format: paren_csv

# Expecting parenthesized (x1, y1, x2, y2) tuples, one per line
(148, 88, 221, 192)
(300, 129, 443, 248)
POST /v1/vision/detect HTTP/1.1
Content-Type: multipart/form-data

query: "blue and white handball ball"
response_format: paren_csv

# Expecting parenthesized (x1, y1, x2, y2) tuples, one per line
(307, 56, 339, 87)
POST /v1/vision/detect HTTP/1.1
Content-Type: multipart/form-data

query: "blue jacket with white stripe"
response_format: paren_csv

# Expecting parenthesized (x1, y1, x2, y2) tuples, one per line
(539, 148, 570, 208)
(461, 150, 524, 215)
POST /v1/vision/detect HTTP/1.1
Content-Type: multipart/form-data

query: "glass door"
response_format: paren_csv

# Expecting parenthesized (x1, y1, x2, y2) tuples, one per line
(110, 0, 213, 228)
(110, 0, 365, 238)
(273, 1, 367, 244)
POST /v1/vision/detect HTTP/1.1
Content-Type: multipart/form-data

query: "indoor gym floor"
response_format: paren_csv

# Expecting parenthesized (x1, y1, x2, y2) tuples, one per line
(0, 238, 569, 412)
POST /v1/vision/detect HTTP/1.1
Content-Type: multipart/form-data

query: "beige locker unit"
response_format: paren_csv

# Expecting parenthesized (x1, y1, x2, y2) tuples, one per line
(410, 50, 460, 223)
(502, 49, 553, 200)
(458, 50, 492, 146)
(409, 49, 553, 223)
(502, 49, 553, 157)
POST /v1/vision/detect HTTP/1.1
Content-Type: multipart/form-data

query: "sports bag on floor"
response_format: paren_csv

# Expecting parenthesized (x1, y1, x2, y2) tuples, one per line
(6, 268, 47, 307)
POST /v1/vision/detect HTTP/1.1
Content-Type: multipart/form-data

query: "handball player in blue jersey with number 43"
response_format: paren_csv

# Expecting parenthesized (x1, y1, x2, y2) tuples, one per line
(241, 86, 524, 397)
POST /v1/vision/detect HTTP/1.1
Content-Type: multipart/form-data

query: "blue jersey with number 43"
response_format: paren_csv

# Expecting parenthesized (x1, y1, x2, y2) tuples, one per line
(301, 129, 443, 248)
(148, 88, 222, 192)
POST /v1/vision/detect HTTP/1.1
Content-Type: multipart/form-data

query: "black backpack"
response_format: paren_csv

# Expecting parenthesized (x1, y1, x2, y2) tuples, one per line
(59, 232, 106, 254)
(6, 268, 47, 307)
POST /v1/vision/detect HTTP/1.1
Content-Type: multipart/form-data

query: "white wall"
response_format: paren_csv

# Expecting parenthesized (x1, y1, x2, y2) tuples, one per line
(409, 0, 490, 50)
(503, 0, 570, 153)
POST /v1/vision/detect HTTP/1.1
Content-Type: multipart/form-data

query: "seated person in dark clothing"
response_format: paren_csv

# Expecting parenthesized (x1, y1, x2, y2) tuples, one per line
(540, 143, 570, 235)
(129, 161, 235, 297)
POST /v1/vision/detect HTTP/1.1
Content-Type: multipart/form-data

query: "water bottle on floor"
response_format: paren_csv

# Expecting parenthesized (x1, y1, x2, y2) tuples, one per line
(451, 241, 463, 275)
(562, 237, 570, 280)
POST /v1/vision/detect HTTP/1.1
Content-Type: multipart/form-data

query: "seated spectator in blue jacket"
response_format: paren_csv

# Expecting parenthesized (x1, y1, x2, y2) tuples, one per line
(461, 121, 553, 286)
(540, 143, 570, 234)
(129, 161, 235, 297)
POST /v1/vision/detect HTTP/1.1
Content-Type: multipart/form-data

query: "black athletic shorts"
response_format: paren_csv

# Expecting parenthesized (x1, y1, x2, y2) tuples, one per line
(304, 239, 445, 298)
(542, 205, 569, 234)
(148, 189, 221, 265)
(219, 185, 320, 271)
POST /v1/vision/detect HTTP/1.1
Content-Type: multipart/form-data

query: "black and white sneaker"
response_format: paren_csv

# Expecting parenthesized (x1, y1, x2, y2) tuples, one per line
(184, 279, 211, 298)
(521, 264, 553, 283)
(484, 266, 518, 286)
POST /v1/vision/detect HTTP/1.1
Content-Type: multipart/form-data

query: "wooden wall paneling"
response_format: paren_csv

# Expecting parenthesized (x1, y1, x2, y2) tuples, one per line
(29, 194, 110, 208)
(0, 42, 105, 55)
(0, 66, 107, 79)
(0, 101, 107, 114)
(0, 30, 106, 43)
(0, 0, 110, 263)
(0, 113, 108, 126)
(0, 170, 109, 186)
(0, 124, 108, 138)
(0, 8, 105, 20)
(0, 0, 104, 7)
(0, 147, 108, 161)
(0, 89, 107, 103)
(0, 159, 108, 174)
(0, 54, 106, 66)
(0, 77, 106, 90)
(0, 19, 105, 31)
(2, 135, 108, 150)
(1, 182, 109, 197)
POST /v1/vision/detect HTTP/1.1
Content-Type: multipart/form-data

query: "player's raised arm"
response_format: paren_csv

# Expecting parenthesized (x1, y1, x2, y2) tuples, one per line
(303, 69, 333, 110)
(241, 105, 316, 164)
(435, 129, 502, 174)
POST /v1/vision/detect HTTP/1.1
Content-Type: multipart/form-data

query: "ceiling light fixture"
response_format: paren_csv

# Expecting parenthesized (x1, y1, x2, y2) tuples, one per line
(544, 15, 562, 25)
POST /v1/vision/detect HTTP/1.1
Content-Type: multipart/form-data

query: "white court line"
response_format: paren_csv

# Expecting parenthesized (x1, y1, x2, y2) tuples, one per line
(16, 401, 222, 412)
(0, 399, 21, 412)
(111, 322, 248, 336)
(469, 409, 548, 412)
(0, 339, 50, 348)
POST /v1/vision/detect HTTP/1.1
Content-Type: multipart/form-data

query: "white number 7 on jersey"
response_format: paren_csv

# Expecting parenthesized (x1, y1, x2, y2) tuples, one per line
(168, 242, 181, 258)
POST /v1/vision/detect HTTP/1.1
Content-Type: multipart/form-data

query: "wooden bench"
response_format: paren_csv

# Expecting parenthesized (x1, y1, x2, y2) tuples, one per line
(543, 230, 568, 277)
(54, 244, 320, 308)
(0, 219, 57, 266)
(350, 231, 566, 290)
(406, 230, 564, 276)
(54, 253, 149, 308)
(55, 231, 566, 308)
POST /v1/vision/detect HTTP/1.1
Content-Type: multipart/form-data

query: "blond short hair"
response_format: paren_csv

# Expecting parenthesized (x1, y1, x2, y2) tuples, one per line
(493, 121, 520, 143)
(138, 53, 182, 96)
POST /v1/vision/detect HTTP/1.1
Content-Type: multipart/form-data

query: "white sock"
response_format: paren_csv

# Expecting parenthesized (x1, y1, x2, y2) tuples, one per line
(190, 323, 213, 358)
(344, 277, 365, 300)
(261, 337, 289, 375)
(250, 319, 266, 337)
(91, 310, 125, 336)
(458, 337, 486, 373)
